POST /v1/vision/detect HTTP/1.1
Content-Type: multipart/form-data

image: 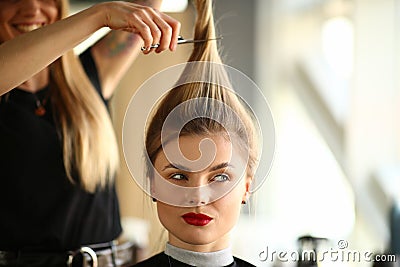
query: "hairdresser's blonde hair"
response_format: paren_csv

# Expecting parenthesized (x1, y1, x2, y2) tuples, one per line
(49, 0, 119, 192)
(145, 0, 259, 179)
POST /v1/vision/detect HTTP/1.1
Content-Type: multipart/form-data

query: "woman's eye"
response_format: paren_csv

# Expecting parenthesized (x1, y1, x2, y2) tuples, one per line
(212, 174, 230, 182)
(170, 173, 187, 181)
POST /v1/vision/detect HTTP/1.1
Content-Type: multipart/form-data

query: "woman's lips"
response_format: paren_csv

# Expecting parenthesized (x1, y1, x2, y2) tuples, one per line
(182, 212, 213, 226)
(14, 23, 45, 33)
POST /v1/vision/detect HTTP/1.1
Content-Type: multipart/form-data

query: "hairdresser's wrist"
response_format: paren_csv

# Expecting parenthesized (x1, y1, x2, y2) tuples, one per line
(127, 0, 162, 10)
(83, 2, 114, 30)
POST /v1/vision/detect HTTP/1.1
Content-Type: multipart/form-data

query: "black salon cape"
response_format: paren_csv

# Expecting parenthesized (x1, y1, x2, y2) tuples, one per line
(133, 252, 256, 267)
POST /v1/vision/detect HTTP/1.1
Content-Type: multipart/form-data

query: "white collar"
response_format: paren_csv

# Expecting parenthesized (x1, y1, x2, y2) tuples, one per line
(165, 243, 234, 267)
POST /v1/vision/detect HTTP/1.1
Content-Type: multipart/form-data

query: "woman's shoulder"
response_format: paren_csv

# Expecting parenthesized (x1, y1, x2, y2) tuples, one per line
(232, 256, 256, 267)
(132, 252, 169, 266)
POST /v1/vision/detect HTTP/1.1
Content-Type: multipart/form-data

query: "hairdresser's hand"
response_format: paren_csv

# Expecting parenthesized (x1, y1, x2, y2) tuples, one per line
(96, 1, 181, 54)
(0, 0, 180, 95)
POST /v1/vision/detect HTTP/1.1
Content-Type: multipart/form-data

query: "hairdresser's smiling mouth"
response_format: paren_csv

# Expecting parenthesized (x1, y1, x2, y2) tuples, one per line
(13, 23, 46, 33)
(182, 212, 213, 226)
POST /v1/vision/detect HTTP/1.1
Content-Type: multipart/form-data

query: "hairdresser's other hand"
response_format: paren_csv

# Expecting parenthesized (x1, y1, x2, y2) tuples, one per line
(97, 1, 180, 54)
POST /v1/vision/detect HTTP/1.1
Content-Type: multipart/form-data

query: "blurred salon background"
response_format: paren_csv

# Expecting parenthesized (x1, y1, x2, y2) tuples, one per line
(72, 0, 400, 266)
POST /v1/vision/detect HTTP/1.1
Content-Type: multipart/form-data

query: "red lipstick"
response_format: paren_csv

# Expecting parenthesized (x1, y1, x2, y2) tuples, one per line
(182, 212, 213, 226)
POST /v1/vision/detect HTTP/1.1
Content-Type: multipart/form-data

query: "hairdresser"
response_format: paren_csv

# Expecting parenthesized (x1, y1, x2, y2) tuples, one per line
(0, 0, 180, 266)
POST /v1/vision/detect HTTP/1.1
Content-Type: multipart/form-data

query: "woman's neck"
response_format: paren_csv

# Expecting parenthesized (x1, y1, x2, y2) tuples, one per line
(168, 232, 231, 253)
(17, 68, 49, 93)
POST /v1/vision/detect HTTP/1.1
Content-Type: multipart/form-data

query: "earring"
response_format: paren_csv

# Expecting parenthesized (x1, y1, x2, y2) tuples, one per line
(241, 191, 249, 205)
(152, 198, 157, 202)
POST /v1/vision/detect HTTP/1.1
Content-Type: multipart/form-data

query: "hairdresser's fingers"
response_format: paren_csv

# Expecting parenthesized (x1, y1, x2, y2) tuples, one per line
(155, 12, 181, 52)
(171, 21, 181, 51)
(141, 7, 179, 53)
(100, 3, 179, 52)
(137, 10, 163, 54)
(152, 17, 172, 53)
(128, 13, 154, 52)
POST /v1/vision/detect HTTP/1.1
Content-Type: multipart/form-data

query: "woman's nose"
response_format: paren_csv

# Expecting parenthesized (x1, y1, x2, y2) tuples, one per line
(186, 186, 210, 206)
(19, 0, 42, 16)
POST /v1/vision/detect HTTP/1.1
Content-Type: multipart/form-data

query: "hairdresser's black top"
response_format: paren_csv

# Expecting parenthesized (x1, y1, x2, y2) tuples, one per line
(133, 243, 256, 267)
(0, 49, 122, 251)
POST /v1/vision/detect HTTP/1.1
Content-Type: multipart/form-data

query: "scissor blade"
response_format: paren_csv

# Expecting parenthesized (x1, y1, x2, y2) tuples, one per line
(140, 36, 223, 51)
(177, 36, 223, 44)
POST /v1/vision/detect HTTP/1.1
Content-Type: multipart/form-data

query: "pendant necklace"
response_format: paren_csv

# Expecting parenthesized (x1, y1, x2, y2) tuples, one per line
(33, 90, 50, 116)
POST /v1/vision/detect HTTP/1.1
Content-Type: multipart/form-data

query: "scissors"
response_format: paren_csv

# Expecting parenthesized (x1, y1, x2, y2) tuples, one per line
(141, 35, 223, 51)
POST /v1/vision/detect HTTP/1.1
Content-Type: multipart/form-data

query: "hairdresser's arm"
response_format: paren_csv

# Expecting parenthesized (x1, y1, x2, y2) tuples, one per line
(0, 1, 179, 96)
(91, 0, 181, 99)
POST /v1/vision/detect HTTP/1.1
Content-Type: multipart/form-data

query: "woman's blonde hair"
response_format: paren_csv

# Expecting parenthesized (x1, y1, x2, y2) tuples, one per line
(50, 0, 119, 192)
(145, 0, 259, 180)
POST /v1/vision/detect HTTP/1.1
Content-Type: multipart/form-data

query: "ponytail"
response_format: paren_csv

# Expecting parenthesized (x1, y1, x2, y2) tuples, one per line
(145, 0, 259, 178)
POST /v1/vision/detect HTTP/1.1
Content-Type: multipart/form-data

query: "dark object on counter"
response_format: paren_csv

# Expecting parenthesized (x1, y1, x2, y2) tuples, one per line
(297, 235, 328, 267)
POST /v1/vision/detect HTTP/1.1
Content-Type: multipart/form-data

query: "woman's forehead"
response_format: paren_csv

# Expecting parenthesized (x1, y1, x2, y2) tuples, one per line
(155, 134, 248, 172)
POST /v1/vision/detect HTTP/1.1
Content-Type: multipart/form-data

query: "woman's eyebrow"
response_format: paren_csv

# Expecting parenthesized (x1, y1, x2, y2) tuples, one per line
(162, 162, 234, 172)
(162, 163, 184, 171)
(210, 162, 234, 171)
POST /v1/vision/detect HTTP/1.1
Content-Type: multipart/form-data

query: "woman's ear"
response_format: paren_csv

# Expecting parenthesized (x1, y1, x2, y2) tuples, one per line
(149, 175, 157, 203)
(241, 176, 252, 204)
(245, 176, 252, 192)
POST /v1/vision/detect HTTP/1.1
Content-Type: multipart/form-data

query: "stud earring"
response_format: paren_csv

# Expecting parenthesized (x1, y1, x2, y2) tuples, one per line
(241, 191, 249, 205)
